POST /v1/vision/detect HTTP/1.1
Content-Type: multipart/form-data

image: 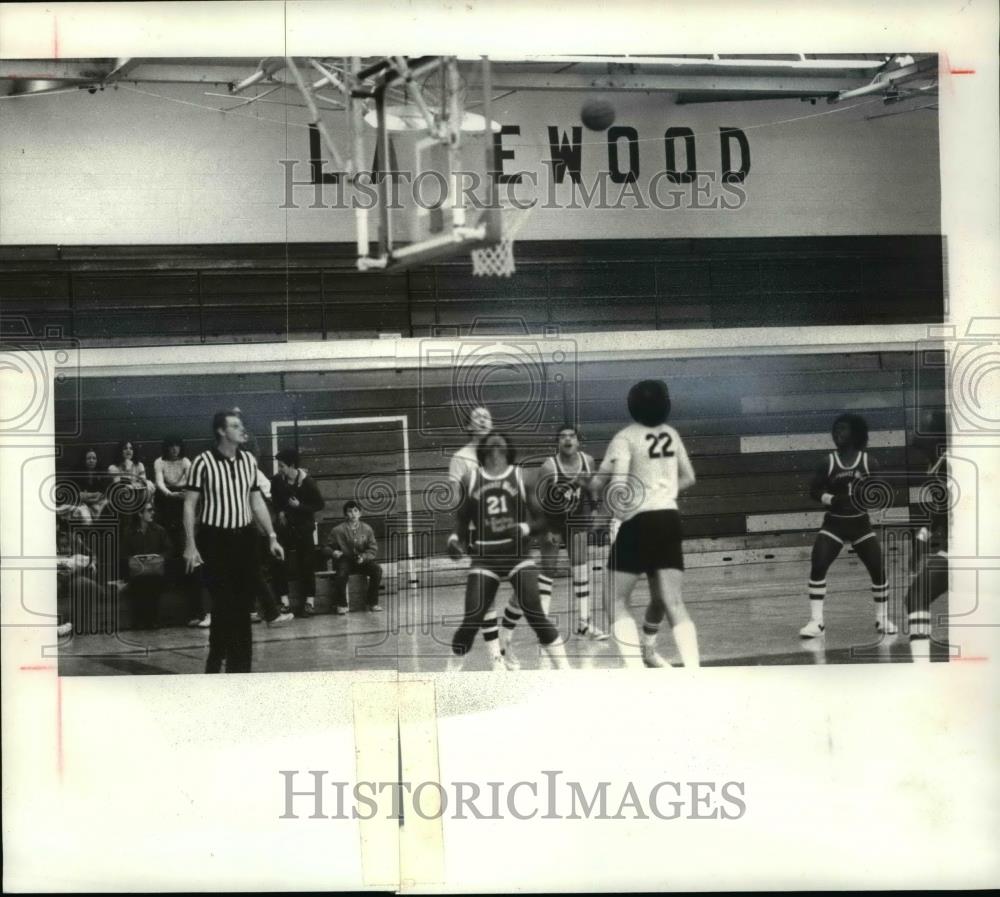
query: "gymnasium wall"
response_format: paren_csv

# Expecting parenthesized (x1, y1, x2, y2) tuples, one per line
(1, 82, 940, 244)
(54, 350, 945, 554)
(1, 236, 944, 345)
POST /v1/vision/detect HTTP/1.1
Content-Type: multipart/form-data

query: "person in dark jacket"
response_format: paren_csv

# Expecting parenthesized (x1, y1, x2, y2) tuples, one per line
(323, 501, 382, 614)
(122, 501, 174, 629)
(271, 448, 325, 616)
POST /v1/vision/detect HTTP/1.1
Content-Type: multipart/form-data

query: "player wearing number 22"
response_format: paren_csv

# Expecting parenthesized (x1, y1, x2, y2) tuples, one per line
(447, 432, 569, 671)
(591, 380, 700, 669)
(800, 413, 895, 639)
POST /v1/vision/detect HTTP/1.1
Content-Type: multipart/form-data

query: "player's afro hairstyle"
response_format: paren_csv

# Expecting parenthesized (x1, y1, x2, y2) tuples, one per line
(832, 413, 869, 450)
(476, 432, 516, 468)
(627, 379, 671, 427)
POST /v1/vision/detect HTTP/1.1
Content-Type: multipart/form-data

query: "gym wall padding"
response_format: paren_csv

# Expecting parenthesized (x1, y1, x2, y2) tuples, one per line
(2, 235, 943, 345)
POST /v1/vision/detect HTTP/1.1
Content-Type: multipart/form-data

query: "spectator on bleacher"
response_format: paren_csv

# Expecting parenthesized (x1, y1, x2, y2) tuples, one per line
(108, 440, 154, 497)
(153, 436, 210, 628)
(68, 448, 109, 523)
(154, 436, 191, 535)
(324, 501, 382, 614)
(271, 448, 325, 617)
(121, 501, 173, 629)
(245, 434, 294, 629)
(55, 519, 104, 637)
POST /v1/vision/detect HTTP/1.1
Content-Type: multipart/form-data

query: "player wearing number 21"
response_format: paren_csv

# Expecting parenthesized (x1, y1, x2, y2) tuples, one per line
(446, 432, 569, 671)
(590, 380, 700, 669)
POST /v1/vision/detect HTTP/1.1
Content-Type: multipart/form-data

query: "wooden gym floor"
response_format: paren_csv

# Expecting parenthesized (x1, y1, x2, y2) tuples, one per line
(56, 550, 951, 676)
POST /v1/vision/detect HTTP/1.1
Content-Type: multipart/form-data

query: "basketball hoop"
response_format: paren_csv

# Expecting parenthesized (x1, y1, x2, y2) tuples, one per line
(470, 204, 533, 278)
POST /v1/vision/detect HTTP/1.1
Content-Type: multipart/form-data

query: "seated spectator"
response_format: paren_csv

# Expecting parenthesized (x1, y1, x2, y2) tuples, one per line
(323, 501, 383, 614)
(271, 448, 325, 617)
(68, 448, 109, 523)
(55, 520, 105, 637)
(121, 501, 173, 629)
(152, 436, 209, 628)
(245, 436, 293, 629)
(108, 440, 154, 498)
(153, 435, 191, 539)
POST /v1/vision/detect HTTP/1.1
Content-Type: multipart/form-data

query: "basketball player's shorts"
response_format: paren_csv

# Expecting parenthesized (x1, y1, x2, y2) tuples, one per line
(610, 509, 684, 574)
(468, 541, 535, 581)
(819, 512, 875, 546)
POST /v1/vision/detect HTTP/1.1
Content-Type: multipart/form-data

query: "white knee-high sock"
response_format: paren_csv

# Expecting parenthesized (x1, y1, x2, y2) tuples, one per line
(613, 613, 643, 669)
(872, 580, 890, 625)
(499, 604, 521, 653)
(572, 562, 589, 625)
(808, 579, 826, 624)
(672, 619, 700, 668)
(482, 617, 501, 662)
(542, 638, 569, 670)
(537, 574, 553, 616)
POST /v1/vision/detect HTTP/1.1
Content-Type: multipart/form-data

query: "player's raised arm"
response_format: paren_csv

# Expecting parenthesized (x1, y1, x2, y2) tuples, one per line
(448, 472, 473, 560)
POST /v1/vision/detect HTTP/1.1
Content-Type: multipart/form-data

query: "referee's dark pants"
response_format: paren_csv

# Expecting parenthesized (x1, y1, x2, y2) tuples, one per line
(198, 525, 258, 673)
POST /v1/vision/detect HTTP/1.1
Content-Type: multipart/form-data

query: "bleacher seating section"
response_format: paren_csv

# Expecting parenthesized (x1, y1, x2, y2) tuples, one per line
(55, 350, 945, 562)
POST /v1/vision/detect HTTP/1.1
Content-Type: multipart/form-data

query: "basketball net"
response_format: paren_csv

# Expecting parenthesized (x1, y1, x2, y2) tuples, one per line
(470, 205, 533, 278)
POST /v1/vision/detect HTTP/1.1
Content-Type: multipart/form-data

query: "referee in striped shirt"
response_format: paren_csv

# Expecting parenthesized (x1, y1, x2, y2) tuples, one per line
(183, 409, 285, 673)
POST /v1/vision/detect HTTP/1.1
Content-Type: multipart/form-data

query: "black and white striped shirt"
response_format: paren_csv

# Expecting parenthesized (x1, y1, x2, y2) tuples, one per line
(187, 446, 260, 529)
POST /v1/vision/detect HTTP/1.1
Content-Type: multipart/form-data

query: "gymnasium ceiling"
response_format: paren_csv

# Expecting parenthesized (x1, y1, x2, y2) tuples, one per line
(0, 54, 938, 106)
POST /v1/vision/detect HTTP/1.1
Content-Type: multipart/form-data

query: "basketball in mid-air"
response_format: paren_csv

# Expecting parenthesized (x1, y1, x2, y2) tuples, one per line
(580, 98, 616, 131)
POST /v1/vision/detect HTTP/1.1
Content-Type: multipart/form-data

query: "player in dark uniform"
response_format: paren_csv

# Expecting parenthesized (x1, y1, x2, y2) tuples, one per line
(533, 425, 608, 640)
(905, 409, 949, 659)
(446, 432, 569, 671)
(800, 413, 896, 638)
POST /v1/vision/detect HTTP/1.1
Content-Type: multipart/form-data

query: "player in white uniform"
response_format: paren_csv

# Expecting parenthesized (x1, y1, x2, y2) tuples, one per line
(590, 380, 700, 669)
(448, 406, 493, 491)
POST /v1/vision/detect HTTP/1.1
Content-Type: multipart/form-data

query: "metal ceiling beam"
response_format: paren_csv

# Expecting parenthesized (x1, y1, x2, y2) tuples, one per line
(488, 72, 864, 93)
(830, 54, 939, 102)
(0, 58, 929, 99)
(0, 60, 262, 86)
(102, 58, 141, 83)
(487, 55, 888, 70)
(0, 60, 114, 82)
(675, 91, 836, 105)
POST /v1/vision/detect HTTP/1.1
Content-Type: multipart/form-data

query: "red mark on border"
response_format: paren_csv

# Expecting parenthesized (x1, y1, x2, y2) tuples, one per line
(19, 664, 63, 774)
(952, 656, 987, 662)
(52, 16, 60, 58)
(950, 69, 976, 75)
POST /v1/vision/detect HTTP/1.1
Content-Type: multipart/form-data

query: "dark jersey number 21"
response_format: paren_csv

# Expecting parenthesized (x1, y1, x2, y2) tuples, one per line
(645, 432, 675, 459)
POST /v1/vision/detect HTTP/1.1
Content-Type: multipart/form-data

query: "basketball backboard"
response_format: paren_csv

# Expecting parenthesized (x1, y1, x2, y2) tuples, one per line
(276, 56, 510, 273)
